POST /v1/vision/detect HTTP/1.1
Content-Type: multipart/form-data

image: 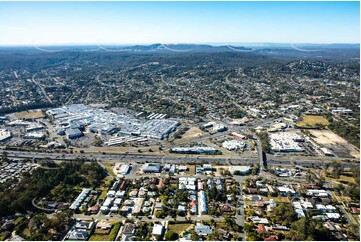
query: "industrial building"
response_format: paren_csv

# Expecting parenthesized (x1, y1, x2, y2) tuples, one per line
(212, 124, 227, 132)
(24, 132, 45, 139)
(0, 129, 12, 142)
(170, 147, 220, 154)
(320, 147, 334, 156)
(230, 132, 247, 139)
(65, 128, 83, 139)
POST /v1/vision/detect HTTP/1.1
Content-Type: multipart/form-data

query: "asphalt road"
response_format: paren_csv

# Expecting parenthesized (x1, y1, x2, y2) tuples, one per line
(73, 214, 224, 223)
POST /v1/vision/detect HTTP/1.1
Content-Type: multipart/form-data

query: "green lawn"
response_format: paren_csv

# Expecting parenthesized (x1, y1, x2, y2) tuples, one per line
(14, 217, 25, 225)
(168, 223, 193, 234)
(89, 234, 110, 241)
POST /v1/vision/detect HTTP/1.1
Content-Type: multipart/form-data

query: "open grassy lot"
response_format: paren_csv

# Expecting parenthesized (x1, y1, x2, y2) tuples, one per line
(102, 162, 116, 176)
(322, 171, 356, 186)
(98, 177, 113, 199)
(168, 223, 193, 234)
(89, 222, 120, 241)
(297, 115, 329, 128)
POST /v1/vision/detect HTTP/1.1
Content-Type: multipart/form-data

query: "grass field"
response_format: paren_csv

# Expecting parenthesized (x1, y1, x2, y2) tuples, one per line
(297, 115, 329, 128)
(187, 165, 195, 175)
(14, 110, 45, 119)
(168, 223, 193, 234)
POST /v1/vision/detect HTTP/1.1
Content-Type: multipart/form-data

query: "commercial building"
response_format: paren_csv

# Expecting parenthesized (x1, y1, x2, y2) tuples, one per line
(269, 132, 305, 152)
(229, 166, 251, 175)
(48, 104, 179, 141)
(222, 140, 246, 150)
(331, 108, 353, 115)
(198, 190, 207, 215)
(142, 163, 161, 173)
(114, 163, 131, 175)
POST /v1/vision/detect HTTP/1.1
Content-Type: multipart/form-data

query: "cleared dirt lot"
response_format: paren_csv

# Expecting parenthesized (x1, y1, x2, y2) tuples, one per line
(309, 129, 360, 158)
(14, 110, 45, 119)
(180, 127, 205, 140)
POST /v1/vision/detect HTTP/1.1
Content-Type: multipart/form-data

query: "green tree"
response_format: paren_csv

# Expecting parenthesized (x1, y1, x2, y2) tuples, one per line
(165, 231, 179, 241)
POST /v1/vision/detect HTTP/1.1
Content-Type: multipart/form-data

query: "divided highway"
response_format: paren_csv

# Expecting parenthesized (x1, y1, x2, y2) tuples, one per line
(0, 149, 358, 168)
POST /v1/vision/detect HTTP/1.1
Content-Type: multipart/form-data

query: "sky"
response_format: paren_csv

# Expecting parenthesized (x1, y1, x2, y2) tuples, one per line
(0, 1, 359, 45)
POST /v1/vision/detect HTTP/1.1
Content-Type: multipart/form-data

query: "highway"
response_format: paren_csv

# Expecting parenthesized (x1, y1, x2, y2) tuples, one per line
(1, 149, 358, 168)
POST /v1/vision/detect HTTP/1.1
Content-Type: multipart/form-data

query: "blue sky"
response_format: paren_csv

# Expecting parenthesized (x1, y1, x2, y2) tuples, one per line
(0, 1, 359, 45)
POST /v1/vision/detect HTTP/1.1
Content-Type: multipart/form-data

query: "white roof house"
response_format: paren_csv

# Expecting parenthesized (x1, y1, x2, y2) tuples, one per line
(107, 190, 116, 198)
(152, 224, 165, 236)
(195, 223, 212, 235)
(114, 198, 122, 205)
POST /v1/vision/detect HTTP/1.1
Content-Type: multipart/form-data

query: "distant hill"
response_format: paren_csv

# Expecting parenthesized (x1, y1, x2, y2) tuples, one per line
(0, 43, 358, 71)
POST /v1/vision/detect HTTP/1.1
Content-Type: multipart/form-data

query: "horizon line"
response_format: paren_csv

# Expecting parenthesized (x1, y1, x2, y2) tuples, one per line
(0, 42, 360, 47)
